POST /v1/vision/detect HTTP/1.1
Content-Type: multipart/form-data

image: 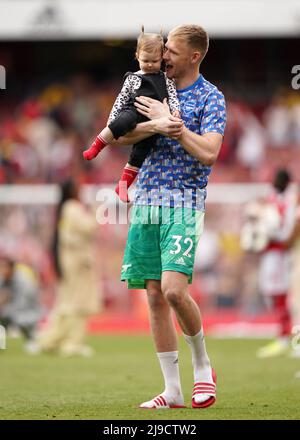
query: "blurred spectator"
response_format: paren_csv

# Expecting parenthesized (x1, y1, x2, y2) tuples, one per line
(0, 257, 41, 354)
(263, 96, 291, 147)
(240, 199, 282, 253)
(193, 227, 220, 307)
(241, 169, 295, 358)
(286, 186, 300, 357)
(236, 109, 266, 177)
(1, 76, 300, 186)
(290, 101, 300, 144)
(215, 233, 243, 308)
(38, 179, 101, 357)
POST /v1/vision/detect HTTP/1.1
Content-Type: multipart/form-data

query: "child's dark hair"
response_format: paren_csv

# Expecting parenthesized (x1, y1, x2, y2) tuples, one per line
(136, 26, 164, 56)
(273, 169, 291, 193)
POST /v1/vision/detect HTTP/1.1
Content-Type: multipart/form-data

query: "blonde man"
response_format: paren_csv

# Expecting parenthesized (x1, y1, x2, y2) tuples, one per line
(117, 25, 226, 409)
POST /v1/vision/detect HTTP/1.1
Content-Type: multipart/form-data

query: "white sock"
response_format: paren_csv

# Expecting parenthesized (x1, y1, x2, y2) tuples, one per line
(156, 351, 183, 403)
(184, 328, 213, 383)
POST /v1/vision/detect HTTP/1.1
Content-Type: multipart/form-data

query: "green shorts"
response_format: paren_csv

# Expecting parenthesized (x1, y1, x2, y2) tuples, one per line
(121, 205, 205, 289)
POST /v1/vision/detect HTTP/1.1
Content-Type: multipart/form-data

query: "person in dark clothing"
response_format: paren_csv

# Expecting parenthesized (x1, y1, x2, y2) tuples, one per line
(0, 257, 41, 353)
(83, 27, 180, 202)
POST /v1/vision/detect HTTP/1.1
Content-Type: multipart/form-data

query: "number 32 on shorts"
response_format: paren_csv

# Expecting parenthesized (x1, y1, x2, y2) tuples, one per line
(170, 235, 193, 258)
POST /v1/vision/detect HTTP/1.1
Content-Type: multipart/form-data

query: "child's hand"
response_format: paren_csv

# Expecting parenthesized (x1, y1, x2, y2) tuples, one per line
(172, 110, 181, 119)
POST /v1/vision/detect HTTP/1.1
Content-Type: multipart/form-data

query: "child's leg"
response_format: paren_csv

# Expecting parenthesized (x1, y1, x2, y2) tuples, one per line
(115, 137, 154, 202)
(83, 127, 114, 161)
(115, 164, 139, 203)
(83, 108, 139, 161)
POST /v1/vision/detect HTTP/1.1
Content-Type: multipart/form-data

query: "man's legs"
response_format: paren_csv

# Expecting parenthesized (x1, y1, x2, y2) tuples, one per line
(146, 279, 178, 352)
(161, 271, 202, 335)
(257, 293, 290, 358)
(161, 271, 216, 406)
(273, 294, 291, 338)
(139, 279, 184, 408)
(257, 251, 291, 358)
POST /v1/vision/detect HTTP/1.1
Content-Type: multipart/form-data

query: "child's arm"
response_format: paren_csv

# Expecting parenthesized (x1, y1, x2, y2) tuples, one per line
(165, 75, 181, 117)
(112, 116, 183, 146)
(107, 74, 142, 125)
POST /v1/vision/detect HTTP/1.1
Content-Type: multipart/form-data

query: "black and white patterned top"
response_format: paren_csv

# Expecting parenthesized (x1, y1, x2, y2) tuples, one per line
(107, 70, 180, 125)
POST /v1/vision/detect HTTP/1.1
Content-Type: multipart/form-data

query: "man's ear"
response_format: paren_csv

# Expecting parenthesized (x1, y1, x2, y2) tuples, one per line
(191, 51, 201, 64)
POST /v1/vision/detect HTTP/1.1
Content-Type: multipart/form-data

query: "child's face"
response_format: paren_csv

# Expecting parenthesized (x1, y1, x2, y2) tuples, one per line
(137, 50, 162, 74)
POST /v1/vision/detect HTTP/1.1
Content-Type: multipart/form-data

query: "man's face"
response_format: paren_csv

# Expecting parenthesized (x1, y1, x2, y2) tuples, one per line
(163, 36, 195, 80)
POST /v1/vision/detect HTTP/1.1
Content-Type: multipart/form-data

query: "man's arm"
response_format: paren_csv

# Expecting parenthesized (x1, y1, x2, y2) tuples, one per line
(111, 115, 183, 146)
(133, 95, 225, 165)
(111, 120, 153, 146)
(178, 128, 223, 166)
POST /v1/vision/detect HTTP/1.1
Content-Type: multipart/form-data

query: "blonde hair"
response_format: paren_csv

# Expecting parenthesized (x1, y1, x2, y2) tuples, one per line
(136, 26, 164, 57)
(168, 24, 209, 62)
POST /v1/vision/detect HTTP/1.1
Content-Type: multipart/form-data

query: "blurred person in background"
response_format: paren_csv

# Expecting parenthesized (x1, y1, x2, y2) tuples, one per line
(286, 185, 300, 359)
(214, 233, 243, 309)
(38, 179, 101, 357)
(242, 169, 295, 358)
(0, 257, 41, 354)
(236, 107, 266, 177)
(263, 95, 291, 148)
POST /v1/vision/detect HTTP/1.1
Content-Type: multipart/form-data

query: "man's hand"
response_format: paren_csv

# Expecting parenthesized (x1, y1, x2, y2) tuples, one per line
(153, 115, 184, 139)
(135, 97, 171, 119)
(111, 102, 183, 145)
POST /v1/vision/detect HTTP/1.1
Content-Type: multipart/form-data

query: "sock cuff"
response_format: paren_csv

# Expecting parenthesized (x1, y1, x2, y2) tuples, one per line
(97, 134, 107, 143)
(125, 165, 139, 172)
(157, 351, 178, 359)
(124, 168, 138, 177)
(183, 328, 204, 343)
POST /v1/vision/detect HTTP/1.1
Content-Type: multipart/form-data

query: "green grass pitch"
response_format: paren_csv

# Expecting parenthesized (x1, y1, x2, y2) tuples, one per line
(0, 335, 299, 420)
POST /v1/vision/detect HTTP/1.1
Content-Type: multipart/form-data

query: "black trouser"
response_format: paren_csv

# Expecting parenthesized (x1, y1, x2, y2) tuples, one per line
(128, 136, 158, 168)
(108, 107, 156, 168)
(0, 317, 36, 341)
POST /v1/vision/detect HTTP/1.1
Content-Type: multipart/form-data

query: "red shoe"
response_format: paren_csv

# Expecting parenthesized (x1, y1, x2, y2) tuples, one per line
(83, 146, 100, 161)
(139, 394, 186, 409)
(83, 136, 107, 161)
(115, 183, 130, 203)
(192, 368, 217, 409)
